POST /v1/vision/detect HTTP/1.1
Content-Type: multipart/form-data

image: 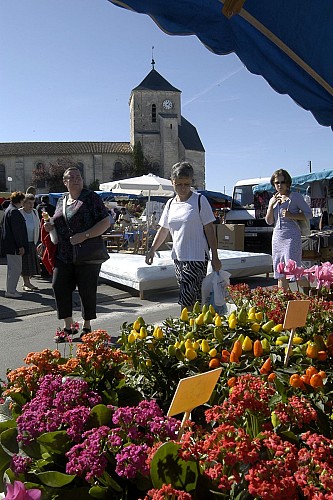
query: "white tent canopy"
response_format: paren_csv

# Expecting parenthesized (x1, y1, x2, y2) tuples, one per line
(100, 174, 175, 244)
(99, 173, 174, 198)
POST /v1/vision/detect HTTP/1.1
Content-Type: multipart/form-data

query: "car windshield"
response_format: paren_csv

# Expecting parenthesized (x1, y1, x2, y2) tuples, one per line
(232, 185, 255, 209)
(233, 185, 273, 214)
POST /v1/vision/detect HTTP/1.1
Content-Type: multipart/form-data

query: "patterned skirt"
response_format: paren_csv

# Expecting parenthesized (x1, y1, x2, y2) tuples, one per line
(22, 242, 40, 277)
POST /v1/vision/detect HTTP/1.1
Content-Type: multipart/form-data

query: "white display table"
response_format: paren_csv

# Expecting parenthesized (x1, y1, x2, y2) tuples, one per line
(99, 250, 272, 299)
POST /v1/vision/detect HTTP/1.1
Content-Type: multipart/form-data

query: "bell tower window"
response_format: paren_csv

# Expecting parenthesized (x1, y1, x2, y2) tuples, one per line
(152, 104, 156, 123)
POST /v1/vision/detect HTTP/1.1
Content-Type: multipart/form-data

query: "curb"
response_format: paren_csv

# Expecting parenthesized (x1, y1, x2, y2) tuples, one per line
(0, 289, 131, 321)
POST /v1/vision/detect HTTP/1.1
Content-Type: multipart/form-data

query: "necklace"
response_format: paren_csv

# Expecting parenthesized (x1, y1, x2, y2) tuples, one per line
(67, 197, 77, 205)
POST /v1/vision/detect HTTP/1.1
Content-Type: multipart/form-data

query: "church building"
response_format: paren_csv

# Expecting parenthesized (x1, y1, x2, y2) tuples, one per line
(0, 65, 205, 193)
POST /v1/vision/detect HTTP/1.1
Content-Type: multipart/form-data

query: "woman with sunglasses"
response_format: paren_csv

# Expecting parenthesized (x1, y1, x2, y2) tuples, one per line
(265, 169, 312, 291)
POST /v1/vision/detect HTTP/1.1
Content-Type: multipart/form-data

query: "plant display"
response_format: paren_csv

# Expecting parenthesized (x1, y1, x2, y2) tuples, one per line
(0, 288, 333, 498)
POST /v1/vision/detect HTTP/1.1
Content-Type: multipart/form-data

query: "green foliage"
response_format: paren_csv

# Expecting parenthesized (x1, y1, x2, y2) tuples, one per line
(1, 293, 333, 498)
(89, 179, 100, 191)
(132, 141, 154, 176)
(150, 442, 198, 492)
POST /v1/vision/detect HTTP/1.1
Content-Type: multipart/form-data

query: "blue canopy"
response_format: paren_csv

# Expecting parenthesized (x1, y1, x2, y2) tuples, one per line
(110, 0, 333, 130)
(253, 169, 333, 193)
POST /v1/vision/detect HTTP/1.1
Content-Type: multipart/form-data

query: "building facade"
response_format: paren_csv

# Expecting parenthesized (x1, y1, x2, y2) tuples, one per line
(0, 66, 205, 193)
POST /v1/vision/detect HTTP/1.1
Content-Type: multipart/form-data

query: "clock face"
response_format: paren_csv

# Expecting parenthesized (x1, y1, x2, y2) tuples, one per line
(162, 99, 173, 110)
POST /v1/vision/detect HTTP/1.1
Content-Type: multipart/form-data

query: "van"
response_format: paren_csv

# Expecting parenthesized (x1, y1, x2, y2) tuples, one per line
(225, 177, 273, 253)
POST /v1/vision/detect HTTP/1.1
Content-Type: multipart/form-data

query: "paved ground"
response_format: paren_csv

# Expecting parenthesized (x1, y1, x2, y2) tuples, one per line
(0, 257, 133, 321)
(0, 255, 280, 322)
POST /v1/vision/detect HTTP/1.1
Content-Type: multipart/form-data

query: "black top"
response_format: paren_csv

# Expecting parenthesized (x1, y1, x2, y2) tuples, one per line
(0, 203, 29, 256)
(53, 189, 109, 263)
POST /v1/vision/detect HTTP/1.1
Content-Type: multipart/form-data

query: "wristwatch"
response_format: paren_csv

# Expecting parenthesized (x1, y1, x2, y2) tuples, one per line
(85, 233, 90, 239)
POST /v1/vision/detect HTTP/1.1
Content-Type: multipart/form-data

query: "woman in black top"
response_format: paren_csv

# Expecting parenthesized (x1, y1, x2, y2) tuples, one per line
(44, 167, 110, 338)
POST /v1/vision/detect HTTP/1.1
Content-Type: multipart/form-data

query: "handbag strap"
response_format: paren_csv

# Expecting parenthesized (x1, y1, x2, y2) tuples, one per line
(62, 195, 73, 235)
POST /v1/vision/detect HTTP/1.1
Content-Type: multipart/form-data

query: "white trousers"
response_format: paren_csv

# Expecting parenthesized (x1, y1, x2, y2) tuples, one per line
(6, 254, 22, 293)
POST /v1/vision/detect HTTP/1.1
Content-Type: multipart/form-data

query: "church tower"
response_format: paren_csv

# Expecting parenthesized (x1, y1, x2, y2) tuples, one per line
(129, 63, 205, 187)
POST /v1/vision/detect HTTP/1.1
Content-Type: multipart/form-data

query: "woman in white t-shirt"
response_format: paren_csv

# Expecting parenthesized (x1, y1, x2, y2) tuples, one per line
(145, 162, 221, 310)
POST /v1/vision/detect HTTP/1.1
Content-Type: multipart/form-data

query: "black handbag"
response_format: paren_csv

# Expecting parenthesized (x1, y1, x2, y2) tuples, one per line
(62, 195, 109, 265)
(73, 236, 109, 265)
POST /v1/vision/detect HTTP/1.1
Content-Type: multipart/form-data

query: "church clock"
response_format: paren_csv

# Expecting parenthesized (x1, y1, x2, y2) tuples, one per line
(162, 99, 173, 110)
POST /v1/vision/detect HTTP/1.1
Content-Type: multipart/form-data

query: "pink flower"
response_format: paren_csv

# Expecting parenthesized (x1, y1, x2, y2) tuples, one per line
(314, 261, 333, 289)
(284, 259, 305, 280)
(276, 261, 285, 274)
(5, 481, 41, 500)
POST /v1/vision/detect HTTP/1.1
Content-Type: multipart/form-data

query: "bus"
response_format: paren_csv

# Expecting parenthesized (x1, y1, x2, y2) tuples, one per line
(225, 177, 273, 253)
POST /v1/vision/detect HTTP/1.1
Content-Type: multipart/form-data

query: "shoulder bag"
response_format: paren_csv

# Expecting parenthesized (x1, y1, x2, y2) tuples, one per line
(63, 196, 109, 265)
(288, 194, 311, 236)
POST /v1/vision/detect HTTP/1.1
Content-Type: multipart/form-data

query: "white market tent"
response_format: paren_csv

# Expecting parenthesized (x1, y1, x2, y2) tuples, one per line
(100, 174, 175, 246)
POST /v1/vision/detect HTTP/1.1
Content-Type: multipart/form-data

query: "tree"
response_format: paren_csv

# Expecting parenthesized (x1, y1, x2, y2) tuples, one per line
(132, 141, 154, 176)
(89, 179, 100, 191)
(32, 158, 78, 192)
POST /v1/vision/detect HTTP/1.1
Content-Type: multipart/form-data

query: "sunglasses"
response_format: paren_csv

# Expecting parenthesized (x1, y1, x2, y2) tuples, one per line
(274, 181, 286, 185)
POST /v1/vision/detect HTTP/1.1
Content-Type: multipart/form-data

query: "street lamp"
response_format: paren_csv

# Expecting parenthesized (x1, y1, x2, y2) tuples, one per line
(7, 176, 12, 192)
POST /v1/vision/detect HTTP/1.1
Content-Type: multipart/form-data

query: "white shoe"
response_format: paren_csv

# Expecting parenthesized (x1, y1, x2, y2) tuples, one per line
(22, 286, 39, 292)
(5, 291, 23, 298)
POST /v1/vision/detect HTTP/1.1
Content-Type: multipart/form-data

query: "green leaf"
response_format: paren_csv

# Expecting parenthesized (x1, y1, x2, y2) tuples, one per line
(89, 485, 109, 498)
(0, 454, 11, 492)
(0, 420, 16, 433)
(0, 427, 19, 456)
(48, 486, 92, 499)
(35, 470, 76, 487)
(88, 404, 112, 428)
(150, 442, 198, 492)
(98, 470, 123, 492)
(6, 392, 27, 408)
(37, 431, 72, 455)
(22, 439, 43, 460)
(279, 430, 299, 443)
(117, 386, 143, 407)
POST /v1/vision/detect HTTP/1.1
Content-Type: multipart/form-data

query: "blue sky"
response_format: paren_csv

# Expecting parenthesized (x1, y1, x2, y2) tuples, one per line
(1, 0, 332, 196)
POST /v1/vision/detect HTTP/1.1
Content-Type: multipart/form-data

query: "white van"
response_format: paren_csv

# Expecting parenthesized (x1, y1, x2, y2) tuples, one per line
(225, 177, 273, 253)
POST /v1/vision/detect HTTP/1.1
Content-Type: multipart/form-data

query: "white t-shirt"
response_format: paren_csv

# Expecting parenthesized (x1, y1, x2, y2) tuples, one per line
(159, 192, 215, 261)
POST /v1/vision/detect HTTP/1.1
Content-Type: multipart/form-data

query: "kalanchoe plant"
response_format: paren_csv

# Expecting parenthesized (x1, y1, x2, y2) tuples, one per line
(0, 291, 333, 499)
(163, 374, 333, 499)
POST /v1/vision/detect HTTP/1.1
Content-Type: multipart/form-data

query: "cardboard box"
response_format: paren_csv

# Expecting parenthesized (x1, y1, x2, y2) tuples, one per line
(215, 224, 245, 251)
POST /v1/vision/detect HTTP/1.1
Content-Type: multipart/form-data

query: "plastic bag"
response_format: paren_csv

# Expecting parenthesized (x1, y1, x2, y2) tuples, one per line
(201, 269, 231, 314)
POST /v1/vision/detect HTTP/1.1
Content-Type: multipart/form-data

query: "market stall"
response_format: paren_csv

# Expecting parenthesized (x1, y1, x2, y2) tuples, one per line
(302, 230, 333, 264)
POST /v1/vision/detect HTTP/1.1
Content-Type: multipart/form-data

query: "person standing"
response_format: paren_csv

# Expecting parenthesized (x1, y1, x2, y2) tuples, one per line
(149, 211, 157, 230)
(0, 192, 28, 298)
(36, 195, 55, 219)
(145, 161, 221, 310)
(118, 207, 131, 229)
(25, 186, 37, 208)
(19, 194, 41, 291)
(265, 168, 312, 291)
(43, 167, 110, 339)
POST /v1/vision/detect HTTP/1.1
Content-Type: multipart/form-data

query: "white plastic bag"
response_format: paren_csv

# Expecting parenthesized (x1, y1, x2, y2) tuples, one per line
(201, 269, 231, 314)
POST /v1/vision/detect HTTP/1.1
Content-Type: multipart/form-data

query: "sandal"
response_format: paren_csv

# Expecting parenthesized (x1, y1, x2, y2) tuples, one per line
(54, 327, 73, 343)
(79, 327, 92, 340)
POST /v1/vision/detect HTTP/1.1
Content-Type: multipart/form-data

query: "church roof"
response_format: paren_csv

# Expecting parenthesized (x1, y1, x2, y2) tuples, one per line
(179, 117, 205, 152)
(0, 142, 131, 156)
(132, 69, 181, 92)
